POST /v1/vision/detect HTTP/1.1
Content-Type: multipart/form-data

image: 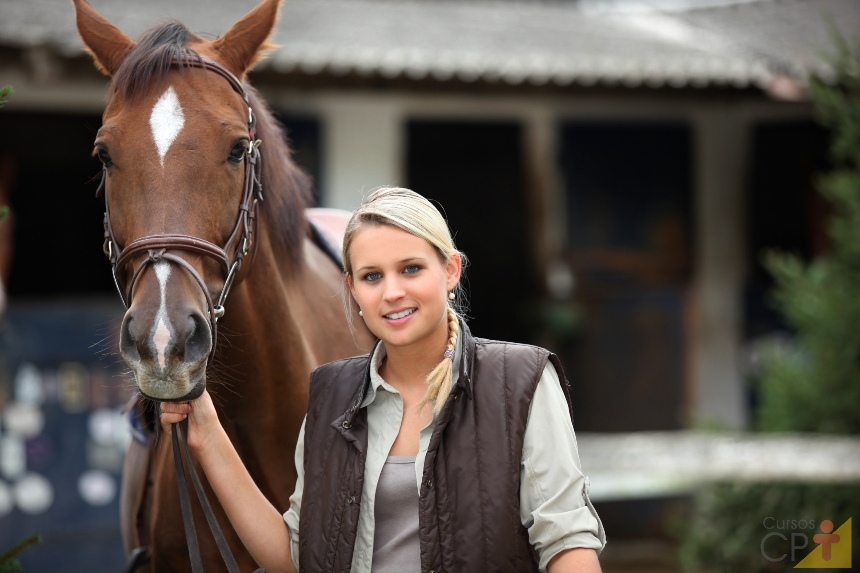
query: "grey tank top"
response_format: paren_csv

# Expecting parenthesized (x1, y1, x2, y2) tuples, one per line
(371, 456, 421, 572)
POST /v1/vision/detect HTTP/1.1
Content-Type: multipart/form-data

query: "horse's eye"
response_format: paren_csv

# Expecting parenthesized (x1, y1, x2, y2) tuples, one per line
(97, 147, 114, 168)
(228, 142, 247, 164)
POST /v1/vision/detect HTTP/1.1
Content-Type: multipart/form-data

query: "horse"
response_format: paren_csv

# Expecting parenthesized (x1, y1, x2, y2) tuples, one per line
(72, 0, 374, 570)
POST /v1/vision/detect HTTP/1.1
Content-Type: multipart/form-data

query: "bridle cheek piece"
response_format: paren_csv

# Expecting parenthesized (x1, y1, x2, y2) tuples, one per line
(97, 55, 263, 366)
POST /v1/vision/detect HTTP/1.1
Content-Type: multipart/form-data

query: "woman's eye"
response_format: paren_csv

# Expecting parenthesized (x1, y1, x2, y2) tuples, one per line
(404, 264, 421, 274)
(364, 272, 382, 282)
(96, 147, 114, 168)
(228, 141, 247, 164)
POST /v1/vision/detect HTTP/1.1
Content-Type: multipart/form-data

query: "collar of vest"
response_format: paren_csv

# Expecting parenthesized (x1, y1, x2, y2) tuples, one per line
(340, 317, 477, 427)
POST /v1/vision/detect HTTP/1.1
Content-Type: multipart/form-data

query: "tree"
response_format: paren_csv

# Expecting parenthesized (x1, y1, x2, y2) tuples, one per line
(0, 534, 41, 573)
(757, 31, 860, 434)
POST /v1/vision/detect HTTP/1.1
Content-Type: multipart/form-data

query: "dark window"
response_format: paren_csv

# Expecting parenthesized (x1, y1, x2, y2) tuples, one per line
(745, 121, 829, 338)
(407, 121, 536, 344)
(274, 113, 322, 205)
(559, 121, 693, 431)
(0, 112, 113, 298)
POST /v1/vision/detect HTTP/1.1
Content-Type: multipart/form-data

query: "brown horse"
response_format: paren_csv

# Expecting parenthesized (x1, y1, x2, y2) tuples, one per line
(72, 0, 373, 570)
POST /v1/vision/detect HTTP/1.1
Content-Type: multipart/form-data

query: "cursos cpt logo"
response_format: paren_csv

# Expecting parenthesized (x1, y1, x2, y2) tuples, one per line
(760, 517, 852, 568)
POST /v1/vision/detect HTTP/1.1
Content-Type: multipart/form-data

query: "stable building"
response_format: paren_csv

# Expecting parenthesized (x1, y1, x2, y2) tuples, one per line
(0, 0, 855, 434)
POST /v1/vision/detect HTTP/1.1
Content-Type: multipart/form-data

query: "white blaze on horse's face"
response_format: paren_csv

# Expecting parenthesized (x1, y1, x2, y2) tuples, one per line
(149, 86, 185, 167)
(151, 260, 174, 373)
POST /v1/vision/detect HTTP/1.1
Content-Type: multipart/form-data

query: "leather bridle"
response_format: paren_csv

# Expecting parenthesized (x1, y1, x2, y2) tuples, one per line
(97, 54, 263, 366)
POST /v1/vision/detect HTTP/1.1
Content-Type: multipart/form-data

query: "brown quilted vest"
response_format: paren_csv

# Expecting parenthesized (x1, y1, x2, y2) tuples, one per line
(298, 320, 574, 573)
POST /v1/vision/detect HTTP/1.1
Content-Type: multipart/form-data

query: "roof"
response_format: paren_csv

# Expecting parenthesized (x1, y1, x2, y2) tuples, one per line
(1, 0, 858, 89)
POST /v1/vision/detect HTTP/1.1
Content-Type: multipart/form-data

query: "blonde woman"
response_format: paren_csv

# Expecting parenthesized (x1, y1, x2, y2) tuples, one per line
(161, 187, 605, 572)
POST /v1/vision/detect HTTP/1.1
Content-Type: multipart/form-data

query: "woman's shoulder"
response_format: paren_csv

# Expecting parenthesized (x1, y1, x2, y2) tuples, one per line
(311, 352, 372, 384)
(472, 336, 554, 361)
(306, 352, 372, 417)
(469, 335, 565, 383)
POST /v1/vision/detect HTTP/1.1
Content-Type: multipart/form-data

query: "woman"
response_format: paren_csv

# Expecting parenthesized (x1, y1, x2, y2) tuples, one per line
(161, 187, 605, 573)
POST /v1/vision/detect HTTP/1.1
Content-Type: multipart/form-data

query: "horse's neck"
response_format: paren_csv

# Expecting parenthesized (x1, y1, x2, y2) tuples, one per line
(212, 245, 310, 414)
(210, 231, 362, 419)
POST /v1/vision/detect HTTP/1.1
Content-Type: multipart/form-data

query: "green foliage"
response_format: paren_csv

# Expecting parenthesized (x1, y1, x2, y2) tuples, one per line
(680, 31, 860, 573)
(679, 483, 859, 573)
(755, 30, 860, 435)
(0, 85, 12, 109)
(0, 534, 42, 573)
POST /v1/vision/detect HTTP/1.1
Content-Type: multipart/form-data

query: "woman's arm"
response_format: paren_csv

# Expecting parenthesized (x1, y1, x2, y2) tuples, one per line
(161, 393, 297, 573)
(547, 547, 602, 573)
(520, 363, 606, 572)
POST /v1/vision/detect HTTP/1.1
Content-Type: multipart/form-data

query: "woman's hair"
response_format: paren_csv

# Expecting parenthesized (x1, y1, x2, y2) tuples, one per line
(342, 187, 467, 415)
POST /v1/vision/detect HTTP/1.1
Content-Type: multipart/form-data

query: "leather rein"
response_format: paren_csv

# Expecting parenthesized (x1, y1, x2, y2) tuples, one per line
(101, 55, 265, 573)
(98, 54, 263, 367)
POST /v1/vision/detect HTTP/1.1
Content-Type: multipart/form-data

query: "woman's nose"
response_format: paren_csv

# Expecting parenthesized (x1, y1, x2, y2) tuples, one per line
(382, 278, 405, 301)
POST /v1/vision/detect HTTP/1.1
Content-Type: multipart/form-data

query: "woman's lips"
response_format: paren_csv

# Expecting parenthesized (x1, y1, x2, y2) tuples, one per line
(383, 307, 417, 326)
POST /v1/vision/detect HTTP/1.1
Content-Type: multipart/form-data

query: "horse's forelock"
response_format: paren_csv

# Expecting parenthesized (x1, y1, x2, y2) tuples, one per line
(111, 22, 197, 101)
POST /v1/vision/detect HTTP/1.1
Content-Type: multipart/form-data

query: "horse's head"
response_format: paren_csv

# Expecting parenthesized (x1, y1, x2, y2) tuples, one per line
(74, 0, 282, 401)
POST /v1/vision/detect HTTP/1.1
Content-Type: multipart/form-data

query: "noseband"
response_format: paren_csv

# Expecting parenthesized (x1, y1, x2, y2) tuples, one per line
(97, 55, 262, 366)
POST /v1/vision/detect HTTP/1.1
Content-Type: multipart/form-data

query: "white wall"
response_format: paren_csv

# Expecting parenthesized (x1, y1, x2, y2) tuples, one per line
(314, 96, 404, 211)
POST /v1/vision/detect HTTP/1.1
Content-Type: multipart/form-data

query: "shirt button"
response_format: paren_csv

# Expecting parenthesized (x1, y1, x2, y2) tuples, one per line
(348, 496, 356, 504)
(426, 480, 432, 487)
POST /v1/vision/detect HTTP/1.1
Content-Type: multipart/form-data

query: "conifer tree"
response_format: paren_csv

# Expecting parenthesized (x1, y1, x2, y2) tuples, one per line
(0, 534, 41, 573)
(758, 32, 860, 434)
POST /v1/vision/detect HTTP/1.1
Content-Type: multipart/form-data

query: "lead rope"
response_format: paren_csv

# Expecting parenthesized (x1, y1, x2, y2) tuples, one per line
(173, 417, 266, 573)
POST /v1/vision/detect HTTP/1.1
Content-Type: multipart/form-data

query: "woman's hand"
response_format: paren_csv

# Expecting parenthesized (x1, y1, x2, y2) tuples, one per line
(161, 390, 296, 572)
(159, 389, 221, 453)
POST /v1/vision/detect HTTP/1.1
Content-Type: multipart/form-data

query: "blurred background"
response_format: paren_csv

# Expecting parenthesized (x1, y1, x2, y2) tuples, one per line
(0, 0, 859, 571)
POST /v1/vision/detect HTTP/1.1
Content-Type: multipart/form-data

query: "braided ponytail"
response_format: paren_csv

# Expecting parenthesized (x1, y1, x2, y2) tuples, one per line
(417, 305, 460, 415)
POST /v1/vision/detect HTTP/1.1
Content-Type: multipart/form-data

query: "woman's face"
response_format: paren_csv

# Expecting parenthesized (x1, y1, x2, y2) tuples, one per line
(348, 224, 460, 349)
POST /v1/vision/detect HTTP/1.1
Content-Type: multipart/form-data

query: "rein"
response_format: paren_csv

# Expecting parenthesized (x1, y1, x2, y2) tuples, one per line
(100, 55, 265, 573)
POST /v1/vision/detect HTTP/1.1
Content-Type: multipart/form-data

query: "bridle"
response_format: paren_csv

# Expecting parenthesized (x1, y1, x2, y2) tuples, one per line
(97, 54, 263, 366)
(101, 55, 266, 573)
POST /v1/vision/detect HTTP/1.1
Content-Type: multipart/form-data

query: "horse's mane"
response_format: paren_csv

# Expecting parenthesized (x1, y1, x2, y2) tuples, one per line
(110, 22, 313, 265)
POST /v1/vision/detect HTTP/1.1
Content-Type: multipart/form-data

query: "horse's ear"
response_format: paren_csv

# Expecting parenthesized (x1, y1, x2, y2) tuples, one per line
(212, 0, 281, 77)
(72, 0, 135, 76)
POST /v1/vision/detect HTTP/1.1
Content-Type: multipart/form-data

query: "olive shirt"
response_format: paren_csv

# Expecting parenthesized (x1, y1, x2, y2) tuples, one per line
(283, 335, 606, 572)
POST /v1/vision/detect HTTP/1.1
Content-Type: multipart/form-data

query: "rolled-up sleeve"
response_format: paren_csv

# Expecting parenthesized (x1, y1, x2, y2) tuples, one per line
(283, 416, 305, 572)
(520, 363, 606, 571)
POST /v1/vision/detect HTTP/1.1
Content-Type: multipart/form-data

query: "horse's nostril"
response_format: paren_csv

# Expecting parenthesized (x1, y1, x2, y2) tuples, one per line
(182, 313, 211, 364)
(120, 315, 142, 362)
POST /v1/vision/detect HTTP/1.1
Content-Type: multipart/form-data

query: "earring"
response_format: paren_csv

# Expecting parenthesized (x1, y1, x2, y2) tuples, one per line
(449, 291, 455, 300)
(359, 310, 363, 316)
